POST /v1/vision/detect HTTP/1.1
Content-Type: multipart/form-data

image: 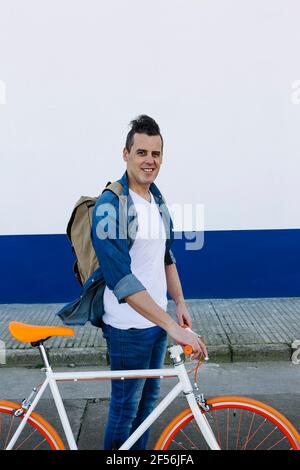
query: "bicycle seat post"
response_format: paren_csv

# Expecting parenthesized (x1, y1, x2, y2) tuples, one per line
(31, 338, 51, 370)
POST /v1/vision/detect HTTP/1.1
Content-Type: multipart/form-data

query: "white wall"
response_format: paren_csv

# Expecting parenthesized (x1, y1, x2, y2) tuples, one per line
(0, 0, 299, 234)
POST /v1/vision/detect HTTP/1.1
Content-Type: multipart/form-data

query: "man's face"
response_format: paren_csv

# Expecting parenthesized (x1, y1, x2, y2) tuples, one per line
(123, 133, 163, 186)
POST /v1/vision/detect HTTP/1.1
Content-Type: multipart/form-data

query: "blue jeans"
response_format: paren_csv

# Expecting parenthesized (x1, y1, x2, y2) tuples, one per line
(102, 323, 167, 450)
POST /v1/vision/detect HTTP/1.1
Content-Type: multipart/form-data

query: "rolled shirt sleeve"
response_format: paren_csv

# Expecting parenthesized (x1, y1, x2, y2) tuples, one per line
(113, 273, 145, 303)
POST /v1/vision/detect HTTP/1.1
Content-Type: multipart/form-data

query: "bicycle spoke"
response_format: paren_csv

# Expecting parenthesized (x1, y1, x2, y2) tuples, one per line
(241, 412, 255, 450)
(214, 410, 221, 448)
(15, 428, 38, 450)
(253, 426, 277, 450)
(226, 408, 229, 450)
(33, 439, 47, 450)
(239, 418, 268, 449)
(171, 438, 189, 450)
(267, 436, 288, 450)
(4, 414, 14, 450)
(178, 427, 199, 449)
(235, 410, 243, 450)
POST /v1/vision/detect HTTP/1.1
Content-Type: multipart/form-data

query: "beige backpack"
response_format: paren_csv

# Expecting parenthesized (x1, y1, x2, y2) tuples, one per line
(66, 181, 123, 286)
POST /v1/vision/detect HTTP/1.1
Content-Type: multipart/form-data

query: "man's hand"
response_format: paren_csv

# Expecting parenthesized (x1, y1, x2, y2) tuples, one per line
(175, 301, 192, 329)
(167, 323, 208, 360)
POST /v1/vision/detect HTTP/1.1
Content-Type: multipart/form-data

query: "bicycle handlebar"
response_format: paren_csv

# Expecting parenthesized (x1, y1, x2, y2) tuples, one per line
(183, 345, 194, 355)
(181, 325, 209, 360)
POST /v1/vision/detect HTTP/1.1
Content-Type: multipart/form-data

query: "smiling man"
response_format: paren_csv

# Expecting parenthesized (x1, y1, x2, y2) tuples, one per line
(92, 115, 207, 450)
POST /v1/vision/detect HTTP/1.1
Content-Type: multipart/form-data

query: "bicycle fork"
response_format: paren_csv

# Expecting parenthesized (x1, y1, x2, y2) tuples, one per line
(170, 348, 220, 451)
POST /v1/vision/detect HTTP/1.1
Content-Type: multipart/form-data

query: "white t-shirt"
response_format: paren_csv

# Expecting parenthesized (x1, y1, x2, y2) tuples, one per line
(102, 189, 168, 329)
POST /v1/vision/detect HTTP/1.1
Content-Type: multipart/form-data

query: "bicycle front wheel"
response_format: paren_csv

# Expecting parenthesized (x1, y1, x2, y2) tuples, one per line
(155, 396, 300, 450)
(0, 400, 65, 450)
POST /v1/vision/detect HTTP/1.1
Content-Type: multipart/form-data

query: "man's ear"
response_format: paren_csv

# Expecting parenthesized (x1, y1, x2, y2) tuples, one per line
(123, 147, 128, 162)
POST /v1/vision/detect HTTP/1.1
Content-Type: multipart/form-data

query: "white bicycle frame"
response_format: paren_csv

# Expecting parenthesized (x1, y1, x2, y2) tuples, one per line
(6, 344, 220, 451)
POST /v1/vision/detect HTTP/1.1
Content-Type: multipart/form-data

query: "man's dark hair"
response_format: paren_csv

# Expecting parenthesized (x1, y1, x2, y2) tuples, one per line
(125, 114, 163, 152)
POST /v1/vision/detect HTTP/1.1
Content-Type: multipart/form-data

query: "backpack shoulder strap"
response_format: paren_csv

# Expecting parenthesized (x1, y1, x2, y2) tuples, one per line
(103, 181, 123, 197)
(102, 181, 126, 207)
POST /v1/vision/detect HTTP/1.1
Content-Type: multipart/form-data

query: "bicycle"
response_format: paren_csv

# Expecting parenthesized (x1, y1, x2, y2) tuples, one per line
(1, 321, 300, 450)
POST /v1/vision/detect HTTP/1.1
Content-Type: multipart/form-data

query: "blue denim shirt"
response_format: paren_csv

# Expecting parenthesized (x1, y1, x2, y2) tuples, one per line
(57, 171, 175, 327)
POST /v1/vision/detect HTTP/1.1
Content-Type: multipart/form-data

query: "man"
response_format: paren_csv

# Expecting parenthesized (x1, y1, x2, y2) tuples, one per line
(91, 115, 207, 450)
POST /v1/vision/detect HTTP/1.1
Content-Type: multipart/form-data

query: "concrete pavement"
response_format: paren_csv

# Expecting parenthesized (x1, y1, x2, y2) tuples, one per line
(1, 297, 300, 366)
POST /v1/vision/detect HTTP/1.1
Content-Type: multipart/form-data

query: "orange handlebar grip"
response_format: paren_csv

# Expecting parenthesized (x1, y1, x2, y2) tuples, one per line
(184, 345, 193, 355)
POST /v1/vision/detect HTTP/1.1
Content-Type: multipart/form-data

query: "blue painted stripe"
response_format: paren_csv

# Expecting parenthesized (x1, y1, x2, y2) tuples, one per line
(0, 234, 79, 303)
(0, 229, 300, 303)
(175, 229, 300, 299)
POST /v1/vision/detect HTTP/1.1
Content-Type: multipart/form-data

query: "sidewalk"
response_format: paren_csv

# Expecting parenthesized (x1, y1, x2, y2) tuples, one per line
(1, 298, 300, 367)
